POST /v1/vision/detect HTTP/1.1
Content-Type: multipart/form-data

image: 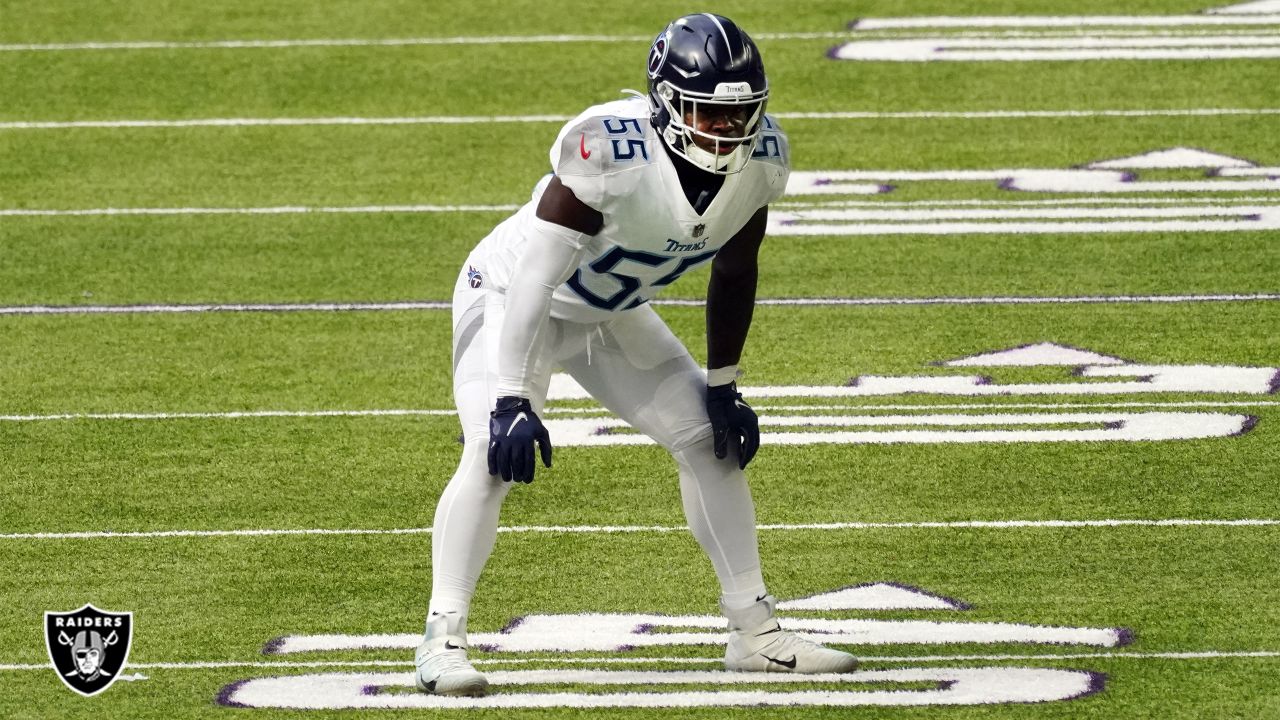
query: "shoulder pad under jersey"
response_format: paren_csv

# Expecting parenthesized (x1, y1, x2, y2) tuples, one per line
(550, 99, 654, 210)
(751, 114, 790, 171)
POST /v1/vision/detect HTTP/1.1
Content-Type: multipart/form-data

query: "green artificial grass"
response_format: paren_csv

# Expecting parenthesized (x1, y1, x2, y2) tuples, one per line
(3, 0, 1279, 716)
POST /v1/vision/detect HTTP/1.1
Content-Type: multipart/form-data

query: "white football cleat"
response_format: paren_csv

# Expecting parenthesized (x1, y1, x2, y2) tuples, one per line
(414, 613, 488, 697)
(722, 595, 857, 674)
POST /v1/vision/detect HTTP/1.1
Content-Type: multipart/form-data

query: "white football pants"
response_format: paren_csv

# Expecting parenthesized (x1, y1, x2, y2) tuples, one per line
(428, 263, 768, 627)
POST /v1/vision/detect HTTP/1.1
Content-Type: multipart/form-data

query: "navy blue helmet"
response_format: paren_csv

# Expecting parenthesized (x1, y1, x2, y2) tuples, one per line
(646, 14, 768, 174)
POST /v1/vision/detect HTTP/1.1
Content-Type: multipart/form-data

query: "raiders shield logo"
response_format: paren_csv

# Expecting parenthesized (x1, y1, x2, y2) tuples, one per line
(45, 604, 133, 697)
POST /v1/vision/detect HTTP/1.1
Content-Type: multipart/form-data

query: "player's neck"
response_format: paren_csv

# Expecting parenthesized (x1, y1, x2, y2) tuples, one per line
(663, 142, 726, 215)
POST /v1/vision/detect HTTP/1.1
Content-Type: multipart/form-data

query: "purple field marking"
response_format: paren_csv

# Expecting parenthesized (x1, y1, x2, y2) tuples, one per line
(1234, 415, 1262, 437)
(261, 636, 288, 655)
(1115, 628, 1137, 647)
(1268, 370, 1280, 394)
(1078, 671, 1109, 703)
(214, 678, 253, 708)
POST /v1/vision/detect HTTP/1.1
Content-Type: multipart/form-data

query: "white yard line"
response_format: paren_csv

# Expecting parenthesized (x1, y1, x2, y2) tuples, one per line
(3, 108, 1279, 130)
(8, 21, 1280, 53)
(656, 294, 1280, 306)
(2, 401, 1278, 424)
(0, 301, 452, 315)
(1, 650, 1277, 672)
(754, 401, 1280, 411)
(0, 204, 519, 217)
(2, 518, 1276, 541)
(778, 197, 1280, 208)
(0, 34, 654, 51)
(2, 294, 1277, 317)
(0, 29, 1203, 53)
(0, 409, 458, 421)
(0, 31, 871, 53)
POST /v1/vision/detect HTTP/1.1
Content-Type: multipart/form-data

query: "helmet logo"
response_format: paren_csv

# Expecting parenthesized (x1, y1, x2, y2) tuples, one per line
(647, 34, 669, 79)
(713, 81, 753, 98)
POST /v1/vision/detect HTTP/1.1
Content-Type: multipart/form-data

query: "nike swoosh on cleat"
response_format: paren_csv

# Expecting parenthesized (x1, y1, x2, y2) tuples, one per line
(764, 654, 798, 669)
(754, 626, 782, 637)
(444, 641, 465, 650)
(579, 134, 592, 159)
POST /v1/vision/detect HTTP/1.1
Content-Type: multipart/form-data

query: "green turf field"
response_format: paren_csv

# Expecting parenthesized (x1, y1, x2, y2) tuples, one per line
(3, 0, 1279, 717)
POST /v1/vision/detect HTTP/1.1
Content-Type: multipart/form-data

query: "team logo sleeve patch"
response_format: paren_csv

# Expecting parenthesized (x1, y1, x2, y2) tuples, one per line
(45, 604, 134, 697)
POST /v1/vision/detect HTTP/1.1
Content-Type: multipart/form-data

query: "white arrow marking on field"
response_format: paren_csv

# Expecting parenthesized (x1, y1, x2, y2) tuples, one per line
(778, 583, 966, 611)
(1209, 0, 1280, 14)
(1086, 147, 1257, 169)
(941, 343, 1127, 367)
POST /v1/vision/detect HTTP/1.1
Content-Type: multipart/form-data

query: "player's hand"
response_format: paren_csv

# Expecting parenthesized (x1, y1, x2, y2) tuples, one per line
(487, 396, 552, 483)
(705, 382, 759, 469)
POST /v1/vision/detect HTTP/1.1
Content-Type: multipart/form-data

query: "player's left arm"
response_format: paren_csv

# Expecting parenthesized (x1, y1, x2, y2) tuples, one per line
(704, 205, 768, 469)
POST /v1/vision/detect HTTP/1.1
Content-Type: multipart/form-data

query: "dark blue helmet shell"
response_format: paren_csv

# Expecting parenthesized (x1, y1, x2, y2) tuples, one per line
(646, 14, 769, 174)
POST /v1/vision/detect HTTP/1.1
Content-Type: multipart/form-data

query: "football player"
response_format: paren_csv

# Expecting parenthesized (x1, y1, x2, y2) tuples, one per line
(416, 13, 857, 696)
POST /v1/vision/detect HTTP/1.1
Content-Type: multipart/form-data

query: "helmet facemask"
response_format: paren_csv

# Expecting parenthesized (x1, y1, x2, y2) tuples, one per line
(654, 80, 767, 175)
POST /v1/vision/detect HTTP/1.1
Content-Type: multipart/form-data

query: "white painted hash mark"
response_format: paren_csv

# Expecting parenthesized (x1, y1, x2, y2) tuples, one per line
(769, 206, 1280, 236)
(832, 35, 1280, 61)
(2, 518, 1276, 541)
(548, 412, 1256, 445)
(850, 14, 1280, 30)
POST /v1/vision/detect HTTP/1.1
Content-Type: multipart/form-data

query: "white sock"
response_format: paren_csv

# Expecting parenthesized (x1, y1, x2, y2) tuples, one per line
(427, 440, 512, 632)
(673, 436, 768, 605)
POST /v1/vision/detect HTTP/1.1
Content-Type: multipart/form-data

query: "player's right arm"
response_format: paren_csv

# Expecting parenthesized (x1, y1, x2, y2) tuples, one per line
(487, 177, 603, 483)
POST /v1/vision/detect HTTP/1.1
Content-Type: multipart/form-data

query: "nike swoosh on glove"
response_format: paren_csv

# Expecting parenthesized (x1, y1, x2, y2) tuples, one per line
(487, 396, 552, 483)
(705, 382, 759, 469)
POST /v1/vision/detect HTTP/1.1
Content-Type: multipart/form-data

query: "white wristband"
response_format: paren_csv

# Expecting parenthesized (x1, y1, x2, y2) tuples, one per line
(707, 365, 740, 387)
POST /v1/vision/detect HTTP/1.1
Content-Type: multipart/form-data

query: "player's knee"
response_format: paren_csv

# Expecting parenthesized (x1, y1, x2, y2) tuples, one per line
(667, 425, 716, 454)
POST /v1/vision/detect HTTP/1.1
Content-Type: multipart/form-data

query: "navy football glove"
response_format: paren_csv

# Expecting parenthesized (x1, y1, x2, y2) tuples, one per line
(706, 382, 759, 469)
(487, 396, 552, 483)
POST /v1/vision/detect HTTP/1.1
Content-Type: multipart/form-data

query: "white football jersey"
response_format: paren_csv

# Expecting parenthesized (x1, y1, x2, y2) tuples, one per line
(471, 96, 790, 323)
